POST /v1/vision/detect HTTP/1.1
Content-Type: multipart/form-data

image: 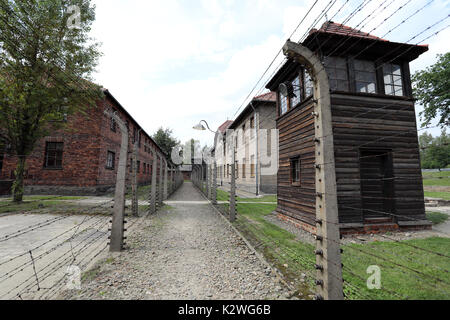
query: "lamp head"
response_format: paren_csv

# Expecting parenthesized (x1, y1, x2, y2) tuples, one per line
(193, 122, 206, 131)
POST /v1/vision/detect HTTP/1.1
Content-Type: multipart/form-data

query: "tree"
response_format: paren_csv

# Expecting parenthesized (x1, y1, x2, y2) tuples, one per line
(152, 127, 180, 157)
(419, 130, 450, 169)
(0, 1, 102, 202)
(412, 52, 450, 129)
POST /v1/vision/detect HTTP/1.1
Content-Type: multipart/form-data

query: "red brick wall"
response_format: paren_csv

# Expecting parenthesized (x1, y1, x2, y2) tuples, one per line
(0, 104, 102, 187)
(0, 94, 167, 194)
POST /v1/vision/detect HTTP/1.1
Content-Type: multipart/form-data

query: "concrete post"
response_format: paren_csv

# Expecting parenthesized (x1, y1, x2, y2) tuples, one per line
(104, 110, 128, 253)
(131, 140, 139, 217)
(150, 149, 157, 214)
(230, 136, 236, 222)
(212, 161, 217, 205)
(283, 40, 343, 300)
(163, 160, 168, 200)
(158, 156, 164, 208)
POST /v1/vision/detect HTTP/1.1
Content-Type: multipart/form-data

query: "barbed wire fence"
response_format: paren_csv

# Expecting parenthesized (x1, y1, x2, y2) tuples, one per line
(196, 0, 450, 301)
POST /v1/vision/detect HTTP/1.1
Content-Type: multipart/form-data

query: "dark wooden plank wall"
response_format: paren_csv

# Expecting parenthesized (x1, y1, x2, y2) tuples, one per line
(276, 99, 316, 225)
(331, 93, 426, 224)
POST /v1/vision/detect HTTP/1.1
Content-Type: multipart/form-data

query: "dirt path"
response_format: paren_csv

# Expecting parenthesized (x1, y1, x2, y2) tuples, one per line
(62, 182, 292, 300)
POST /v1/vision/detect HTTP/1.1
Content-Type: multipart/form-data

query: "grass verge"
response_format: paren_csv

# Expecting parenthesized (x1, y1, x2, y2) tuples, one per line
(230, 202, 450, 300)
(426, 211, 449, 225)
(424, 191, 450, 200)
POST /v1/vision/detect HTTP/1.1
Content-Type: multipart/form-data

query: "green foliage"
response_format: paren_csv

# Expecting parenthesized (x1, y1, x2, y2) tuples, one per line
(419, 131, 450, 169)
(0, 0, 103, 201)
(412, 52, 450, 129)
(152, 127, 180, 157)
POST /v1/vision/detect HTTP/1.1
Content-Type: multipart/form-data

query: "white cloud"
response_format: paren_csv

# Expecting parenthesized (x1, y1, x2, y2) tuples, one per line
(88, 0, 449, 144)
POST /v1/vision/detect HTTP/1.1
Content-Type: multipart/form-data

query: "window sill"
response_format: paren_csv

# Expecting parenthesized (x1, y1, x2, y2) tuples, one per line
(43, 167, 63, 171)
(105, 167, 115, 171)
(291, 182, 301, 187)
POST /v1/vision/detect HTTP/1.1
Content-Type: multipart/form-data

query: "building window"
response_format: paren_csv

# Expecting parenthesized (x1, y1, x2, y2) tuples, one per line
(304, 69, 314, 98)
(383, 63, 404, 96)
(354, 59, 377, 94)
(137, 161, 141, 173)
(250, 155, 255, 178)
(106, 151, 115, 169)
(242, 159, 246, 178)
(279, 93, 288, 115)
(290, 157, 300, 185)
(324, 57, 349, 91)
(291, 75, 302, 107)
(44, 142, 63, 169)
(110, 117, 116, 132)
(227, 164, 230, 177)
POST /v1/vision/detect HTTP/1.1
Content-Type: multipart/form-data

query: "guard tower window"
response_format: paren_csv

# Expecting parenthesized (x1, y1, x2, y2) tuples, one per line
(354, 59, 377, 94)
(383, 64, 404, 96)
(324, 57, 349, 92)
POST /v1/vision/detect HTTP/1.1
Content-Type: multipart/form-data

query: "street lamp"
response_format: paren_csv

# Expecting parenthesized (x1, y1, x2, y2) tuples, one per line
(193, 120, 216, 134)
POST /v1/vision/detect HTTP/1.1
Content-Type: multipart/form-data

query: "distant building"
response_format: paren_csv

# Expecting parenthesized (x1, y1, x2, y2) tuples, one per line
(0, 89, 169, 195)
(265, 21, 430, 234)
(215, 92, 278, 195)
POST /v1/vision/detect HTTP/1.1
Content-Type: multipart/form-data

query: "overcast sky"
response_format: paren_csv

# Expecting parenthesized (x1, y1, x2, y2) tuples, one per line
(89, 0, 450, 146)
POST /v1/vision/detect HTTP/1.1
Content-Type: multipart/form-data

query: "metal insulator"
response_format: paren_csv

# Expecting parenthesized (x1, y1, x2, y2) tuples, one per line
(123, 229, 128, 232)
(314, 138, 321, 143)
(315, 264, 324, 271)
(315, 280, 324, 286)
(315, 235, 323, 241)
(340, 249, 344, 254)
(316, 192, 323, 199)
(315, 218, 322, 225)
(315, 249, 323, 256)
(314, 294, 324, 300)
(315, 164, 321, 170)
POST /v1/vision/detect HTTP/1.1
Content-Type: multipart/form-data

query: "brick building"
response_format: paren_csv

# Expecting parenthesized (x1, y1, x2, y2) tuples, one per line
(0, 89, 169, 195)
(214, 92, 278, 195)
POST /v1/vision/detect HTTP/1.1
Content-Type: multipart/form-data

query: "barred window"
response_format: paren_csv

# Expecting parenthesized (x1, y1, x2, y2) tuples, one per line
(324, 57, 349, 91)
(354, 59, 377, 94)
(279, 93, 288, 115)
(290, 75, 302, 107)
(291, 157, 300, 185)
(44, 142, 63, 169)
(304, 70, 314, 98)
(383, 64, 404, 96)
(106, 151, 115, 169)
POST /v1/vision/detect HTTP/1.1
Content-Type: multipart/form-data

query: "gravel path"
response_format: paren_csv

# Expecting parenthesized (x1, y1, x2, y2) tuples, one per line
(62, 182, 292, 300)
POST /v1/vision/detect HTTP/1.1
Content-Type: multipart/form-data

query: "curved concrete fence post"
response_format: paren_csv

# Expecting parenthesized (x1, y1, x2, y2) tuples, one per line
(282, 40, 343, 301)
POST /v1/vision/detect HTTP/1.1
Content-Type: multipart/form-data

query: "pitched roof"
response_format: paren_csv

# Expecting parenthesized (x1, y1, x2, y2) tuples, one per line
(254, 91, 277, 102)
(217, 120, 234, 133)
(310, 21, 388, 41)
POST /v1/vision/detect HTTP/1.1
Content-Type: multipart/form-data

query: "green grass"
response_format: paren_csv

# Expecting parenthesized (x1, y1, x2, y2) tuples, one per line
(0, 200, 72, 214)
(216, 189, 277, 203)
(423, 171, 450, 187)
(426, 211, 449, 225)
(424, 191, 450, 200)
(232, 202, 450, 300)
